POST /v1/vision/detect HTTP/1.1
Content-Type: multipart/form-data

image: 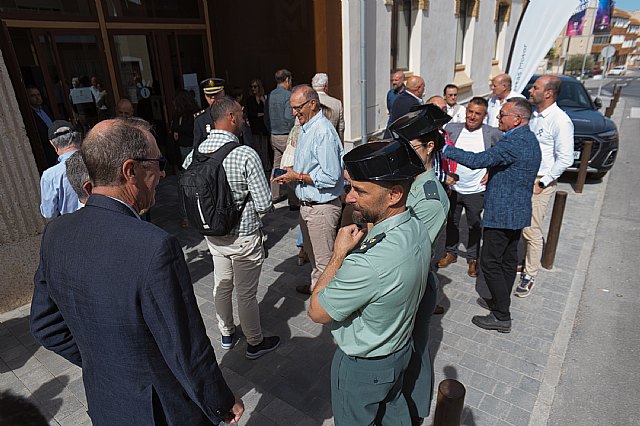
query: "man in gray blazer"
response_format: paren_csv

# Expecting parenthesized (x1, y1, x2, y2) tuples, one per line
(438, 97, 503, 277)
(312, 73, 345, 143)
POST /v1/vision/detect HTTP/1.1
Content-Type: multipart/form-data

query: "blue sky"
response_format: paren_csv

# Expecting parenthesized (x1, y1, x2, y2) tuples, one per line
(614, 0, 639, 12)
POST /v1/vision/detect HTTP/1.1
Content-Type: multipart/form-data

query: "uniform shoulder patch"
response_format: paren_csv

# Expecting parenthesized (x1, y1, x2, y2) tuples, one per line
(351, 232, 386, 254)
(194, 109, 206, 118)
(423, 180, 440, 200)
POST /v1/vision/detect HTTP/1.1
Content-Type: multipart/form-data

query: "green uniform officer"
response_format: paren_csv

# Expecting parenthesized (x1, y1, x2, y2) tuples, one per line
(389, 105, 452, 421)
(308, 140, 429, 426)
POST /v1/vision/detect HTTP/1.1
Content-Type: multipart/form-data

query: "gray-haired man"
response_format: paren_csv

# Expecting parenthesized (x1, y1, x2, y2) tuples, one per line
(40, 120, 82, 219)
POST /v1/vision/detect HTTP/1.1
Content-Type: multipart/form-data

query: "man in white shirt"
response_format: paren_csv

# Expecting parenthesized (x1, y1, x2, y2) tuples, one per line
(438, 98, 503, 277)
(514, 75, 573, 298)
(485, 73, 524, 128)
(444, 84, 466, 123)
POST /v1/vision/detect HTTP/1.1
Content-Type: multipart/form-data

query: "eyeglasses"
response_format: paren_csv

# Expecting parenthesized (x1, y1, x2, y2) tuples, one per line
(446, 93, 458, 97)
(291, 99, 312, 113)
(497, 112, 521, 119)
(134, 157, 166, 171)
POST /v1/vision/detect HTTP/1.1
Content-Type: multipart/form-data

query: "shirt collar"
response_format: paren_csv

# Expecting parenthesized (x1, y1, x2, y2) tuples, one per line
(407, 91, 422, 103)
(300, 110, 324, 133)
(209, 129, 240, 143)
(105, 195, 141, 219)
(58, 149, 78, 163)
(368, 209, 412, 236)
(533, 102, 558, 118)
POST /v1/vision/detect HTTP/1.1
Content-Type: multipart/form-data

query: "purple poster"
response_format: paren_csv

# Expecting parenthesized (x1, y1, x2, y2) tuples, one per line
(566, 9, 587, 36)
(593, 0, 614, 35)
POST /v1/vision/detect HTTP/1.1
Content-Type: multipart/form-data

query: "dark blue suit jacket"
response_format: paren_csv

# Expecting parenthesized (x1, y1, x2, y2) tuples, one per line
(443, 125, 541, 230)
(30, 194, 234, 425)
(385, 91, 421, 138)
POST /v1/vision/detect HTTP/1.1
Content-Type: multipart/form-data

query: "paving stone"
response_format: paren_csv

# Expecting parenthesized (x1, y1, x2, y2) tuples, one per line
(478, 393, 512, 420)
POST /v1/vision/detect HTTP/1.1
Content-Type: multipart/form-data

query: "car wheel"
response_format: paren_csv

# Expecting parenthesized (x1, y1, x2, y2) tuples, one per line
(589, 171, 608, 179)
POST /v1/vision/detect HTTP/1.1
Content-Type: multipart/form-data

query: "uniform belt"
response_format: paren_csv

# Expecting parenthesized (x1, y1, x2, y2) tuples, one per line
(299, 199, 337, 207)
(351, 341, 411, 361)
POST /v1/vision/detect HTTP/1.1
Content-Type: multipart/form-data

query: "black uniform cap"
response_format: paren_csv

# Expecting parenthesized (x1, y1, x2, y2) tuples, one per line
(48, 120, 74, 141)
(389, 104, 451, 142)
(344, 140, 425, 182)
(200, 78, 225, 95)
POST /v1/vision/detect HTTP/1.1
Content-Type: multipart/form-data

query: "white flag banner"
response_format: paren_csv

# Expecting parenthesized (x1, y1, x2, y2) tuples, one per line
(507, 0, 582, 93)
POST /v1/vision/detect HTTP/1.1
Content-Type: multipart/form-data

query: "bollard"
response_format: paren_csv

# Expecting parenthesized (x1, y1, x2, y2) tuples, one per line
(575, 140, 593, 194)
(541, 191, 568, 270)
(434, 379, 466, 426)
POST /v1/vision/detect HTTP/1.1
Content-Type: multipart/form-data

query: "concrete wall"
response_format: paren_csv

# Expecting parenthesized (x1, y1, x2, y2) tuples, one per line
(341, 0, 526, 147)
(0, 48, 44, 313)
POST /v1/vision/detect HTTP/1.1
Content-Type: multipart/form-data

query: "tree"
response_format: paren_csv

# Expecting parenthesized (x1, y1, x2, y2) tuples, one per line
(565, 54, 593, 75)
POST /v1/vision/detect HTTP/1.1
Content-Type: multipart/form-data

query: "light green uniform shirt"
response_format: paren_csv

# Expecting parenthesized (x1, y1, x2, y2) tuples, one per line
(318, 210, 430, 358)
(406, 168, 449, 247)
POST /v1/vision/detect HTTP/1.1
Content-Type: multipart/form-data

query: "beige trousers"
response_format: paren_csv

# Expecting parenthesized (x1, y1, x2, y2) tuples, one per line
(270, 134, 289, 200)
(300, 199, 342, 290)
(522, 179, 557, 277)
(205, 231, 264, 345)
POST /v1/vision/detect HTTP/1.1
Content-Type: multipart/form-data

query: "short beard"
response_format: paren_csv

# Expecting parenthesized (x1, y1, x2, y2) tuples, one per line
(352, 208, 377, 227)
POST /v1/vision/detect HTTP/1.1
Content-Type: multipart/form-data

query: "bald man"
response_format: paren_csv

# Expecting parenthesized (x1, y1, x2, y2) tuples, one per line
(387, 70, 406, 114)
(386, 76, 426, 137)
(115, 98, 134, 119)
(426, 95, 448, 113)
(485, 73, 524, 128)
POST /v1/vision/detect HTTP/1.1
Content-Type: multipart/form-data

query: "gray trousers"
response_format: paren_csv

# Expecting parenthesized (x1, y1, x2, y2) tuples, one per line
(331, 342, 413, 426)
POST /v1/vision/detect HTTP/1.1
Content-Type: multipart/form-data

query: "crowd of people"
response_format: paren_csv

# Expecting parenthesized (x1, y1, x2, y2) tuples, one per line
(29, 65, 574, 425)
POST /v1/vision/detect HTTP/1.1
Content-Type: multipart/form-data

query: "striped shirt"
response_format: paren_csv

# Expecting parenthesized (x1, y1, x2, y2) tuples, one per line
(183, 130, 273, 236)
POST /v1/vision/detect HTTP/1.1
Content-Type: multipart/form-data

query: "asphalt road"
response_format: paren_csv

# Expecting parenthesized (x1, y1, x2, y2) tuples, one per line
(548, 78, 640, 425)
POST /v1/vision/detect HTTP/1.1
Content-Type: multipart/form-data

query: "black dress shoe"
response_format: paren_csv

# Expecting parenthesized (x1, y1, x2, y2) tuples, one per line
(433, 304, 445, 315)
(471, 313, 511, 333)
(476, 297, 496, 311)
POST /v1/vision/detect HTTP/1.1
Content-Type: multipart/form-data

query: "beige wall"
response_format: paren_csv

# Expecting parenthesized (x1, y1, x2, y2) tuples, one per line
(0, 48, 44, 313)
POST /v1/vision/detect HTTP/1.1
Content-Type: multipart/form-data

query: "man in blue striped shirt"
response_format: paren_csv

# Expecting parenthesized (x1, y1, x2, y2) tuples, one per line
(442, 98, 541, 332)
(273, 85, 344, 296)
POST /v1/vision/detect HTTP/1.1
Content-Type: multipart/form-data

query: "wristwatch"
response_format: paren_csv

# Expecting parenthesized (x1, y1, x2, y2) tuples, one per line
(537, 181, 545, 189)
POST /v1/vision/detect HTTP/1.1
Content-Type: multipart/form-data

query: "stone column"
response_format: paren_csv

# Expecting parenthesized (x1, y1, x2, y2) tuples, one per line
(0, 48, 45, 313)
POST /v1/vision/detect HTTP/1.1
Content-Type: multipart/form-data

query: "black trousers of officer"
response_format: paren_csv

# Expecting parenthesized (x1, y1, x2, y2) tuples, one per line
(480, 227, 522, 321)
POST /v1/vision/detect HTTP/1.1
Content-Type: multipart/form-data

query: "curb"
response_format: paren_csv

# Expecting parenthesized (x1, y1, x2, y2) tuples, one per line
(528, 97, 626, 426)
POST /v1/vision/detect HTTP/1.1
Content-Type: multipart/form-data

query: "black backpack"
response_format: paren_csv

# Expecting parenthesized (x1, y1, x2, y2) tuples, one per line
(179, 142, 248, 236)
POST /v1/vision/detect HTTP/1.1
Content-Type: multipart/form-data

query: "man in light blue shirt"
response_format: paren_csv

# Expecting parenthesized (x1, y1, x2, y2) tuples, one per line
(40, 120, 81, 219)
(273, 85, 344, 295)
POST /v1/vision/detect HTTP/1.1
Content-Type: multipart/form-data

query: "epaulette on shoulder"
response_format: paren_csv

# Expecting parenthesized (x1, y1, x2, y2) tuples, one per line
(351, 232, 386, 254)
(423, 180, 440, 201)
(194, 109, 207, 118)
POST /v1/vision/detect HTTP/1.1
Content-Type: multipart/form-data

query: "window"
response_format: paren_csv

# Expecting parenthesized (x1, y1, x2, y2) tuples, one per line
(594, 35, 610, 45)
(455, 0, 469, 64)
(391, 0, 411, 70)
(104, 0, 200, 19)
(494, 2, 509, 60)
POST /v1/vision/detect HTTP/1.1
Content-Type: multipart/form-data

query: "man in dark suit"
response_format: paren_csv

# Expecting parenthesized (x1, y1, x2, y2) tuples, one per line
(385, 75, 425, 138)
(30, 118, 244, 425)
(442, 98, 541, 333)
(193, 77, 226, 149)
(27, 85, 57, 167)
(438, 97, 503, 277)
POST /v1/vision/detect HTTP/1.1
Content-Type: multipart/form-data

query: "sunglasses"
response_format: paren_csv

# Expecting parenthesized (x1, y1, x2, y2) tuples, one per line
(134, 156, 167, 171)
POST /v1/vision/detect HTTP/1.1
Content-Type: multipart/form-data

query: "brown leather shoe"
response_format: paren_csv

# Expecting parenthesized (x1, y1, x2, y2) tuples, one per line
(467, 260, 478, 277)
(433, 304, 445, 315)
(437, 253, 457, 268)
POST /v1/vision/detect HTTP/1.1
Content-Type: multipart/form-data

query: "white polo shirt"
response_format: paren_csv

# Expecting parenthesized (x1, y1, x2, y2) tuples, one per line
(452, 128, 487, 195)
(447, 104, 466, 123)
(485, 90, 525, 128)
(529, 102, 574, 186)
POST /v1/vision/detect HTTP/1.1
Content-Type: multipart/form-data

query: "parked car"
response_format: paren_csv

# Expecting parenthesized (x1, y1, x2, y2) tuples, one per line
(609, 65, 627, 76)
(523, 75, 618, 179)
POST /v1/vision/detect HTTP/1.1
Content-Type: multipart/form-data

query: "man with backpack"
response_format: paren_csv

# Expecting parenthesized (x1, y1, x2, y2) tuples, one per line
(182, 96, 280, 359)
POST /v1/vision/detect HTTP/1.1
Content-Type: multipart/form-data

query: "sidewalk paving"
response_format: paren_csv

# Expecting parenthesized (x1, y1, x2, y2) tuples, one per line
(0, 100, 623, 425)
